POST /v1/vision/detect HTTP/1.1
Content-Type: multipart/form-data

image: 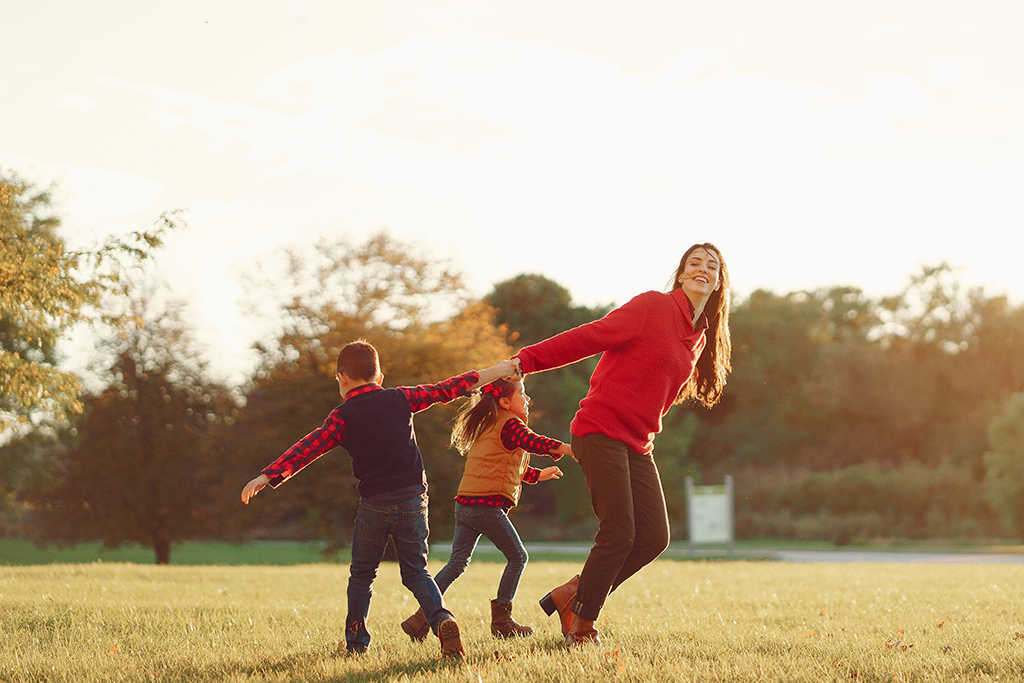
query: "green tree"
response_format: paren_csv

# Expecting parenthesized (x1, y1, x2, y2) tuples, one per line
(983, 393, 1024, 541)
(28, 298, 237, 564)
(486, 274, 611, 531)
(228, 233, 512, 549)
(0, 170, 181, 433)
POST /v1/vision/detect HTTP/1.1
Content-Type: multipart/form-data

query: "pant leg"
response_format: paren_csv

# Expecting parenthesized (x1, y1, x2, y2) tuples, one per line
(346, 501, 389, 651)
(464, 505, 528, 603)
(390, 493, 453, 631)
(571, 433, 637, 621)
(609, 449, 670, 593)
(433, 502, 483, 595)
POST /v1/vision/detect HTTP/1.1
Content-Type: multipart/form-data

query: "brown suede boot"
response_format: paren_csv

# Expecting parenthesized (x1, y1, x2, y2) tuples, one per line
(438, 617, 465, 658)
(490, 599, 534, 638)
(400, 608, 431, 642)
(539, 574, 579, 637)
(564, 614, 600, 647)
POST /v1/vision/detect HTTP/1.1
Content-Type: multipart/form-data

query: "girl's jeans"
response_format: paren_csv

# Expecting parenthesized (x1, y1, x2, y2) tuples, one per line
(346, 493, 451, 652)
(433, 501, 529, 603)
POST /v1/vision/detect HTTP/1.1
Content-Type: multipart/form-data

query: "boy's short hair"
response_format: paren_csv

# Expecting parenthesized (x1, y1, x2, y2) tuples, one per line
(336, 340, 380, 382)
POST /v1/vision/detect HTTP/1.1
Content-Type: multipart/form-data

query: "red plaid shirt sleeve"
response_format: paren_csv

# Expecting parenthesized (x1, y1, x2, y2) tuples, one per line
(522, 467, 542, 484)
(262, 409, 347, 487)
(398, 371, 479, 412)
(500, 417, 564, 459)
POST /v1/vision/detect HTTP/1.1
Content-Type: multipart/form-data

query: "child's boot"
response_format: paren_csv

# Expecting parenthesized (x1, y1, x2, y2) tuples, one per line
(400, 608, 431, 642)
(538, 574, 579, 636)
(490, 599, 533, 637)
(438, 617, 465, 658)
(564, 614, 600, 647)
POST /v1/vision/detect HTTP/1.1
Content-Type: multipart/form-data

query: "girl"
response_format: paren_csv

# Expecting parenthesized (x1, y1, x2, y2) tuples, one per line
(400, 376, 572, 639)
(519, 242, 733, 646)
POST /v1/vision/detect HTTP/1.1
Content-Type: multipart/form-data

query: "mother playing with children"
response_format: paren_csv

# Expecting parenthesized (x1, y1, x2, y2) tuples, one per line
(509, 242, 733, 647)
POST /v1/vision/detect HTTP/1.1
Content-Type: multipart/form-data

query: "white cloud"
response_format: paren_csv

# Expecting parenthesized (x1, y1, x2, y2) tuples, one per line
(852, 25, 910, 46)
(926, 56, 964, 91)
(970, 91, 1017, 105)
(60, 165, 165, 217)
(56, 94, 97, 111)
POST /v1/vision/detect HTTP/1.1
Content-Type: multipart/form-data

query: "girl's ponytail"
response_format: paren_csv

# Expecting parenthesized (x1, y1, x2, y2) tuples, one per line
(451, 378, 516, 455)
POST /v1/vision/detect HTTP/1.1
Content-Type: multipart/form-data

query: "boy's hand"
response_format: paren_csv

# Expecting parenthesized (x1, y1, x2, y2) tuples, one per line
(473, 358, 520, 389)
(538, 466, 562, 482)
(241, 474, 270, 505)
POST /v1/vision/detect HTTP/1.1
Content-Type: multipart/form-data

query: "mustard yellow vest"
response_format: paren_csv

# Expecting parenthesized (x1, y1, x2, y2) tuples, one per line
(456, 412, 531, 507)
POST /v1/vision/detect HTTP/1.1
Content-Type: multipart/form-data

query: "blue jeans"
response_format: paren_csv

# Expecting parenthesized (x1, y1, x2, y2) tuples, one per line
(434, 502, 529, 604)
(346, 494, 452, 652)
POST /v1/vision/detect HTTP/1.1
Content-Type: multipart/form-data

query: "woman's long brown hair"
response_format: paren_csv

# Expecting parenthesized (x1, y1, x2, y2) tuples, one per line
(450, 378, 517, 455)
(669, 242, 732, 408)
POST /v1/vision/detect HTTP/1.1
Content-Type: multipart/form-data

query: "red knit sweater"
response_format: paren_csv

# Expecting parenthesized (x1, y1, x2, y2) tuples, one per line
(515, 288, 707, 455)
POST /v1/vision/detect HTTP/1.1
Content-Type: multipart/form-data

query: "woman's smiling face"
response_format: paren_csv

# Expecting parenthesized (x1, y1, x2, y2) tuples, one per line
(677, 247, 721, 301)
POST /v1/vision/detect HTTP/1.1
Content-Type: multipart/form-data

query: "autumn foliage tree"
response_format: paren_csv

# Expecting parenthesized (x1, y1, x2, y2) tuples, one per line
(0, 170, 180, 433)
(226, 233, 513, 548)
(28, 298, 237, 564)
(1, 169, 182, 530)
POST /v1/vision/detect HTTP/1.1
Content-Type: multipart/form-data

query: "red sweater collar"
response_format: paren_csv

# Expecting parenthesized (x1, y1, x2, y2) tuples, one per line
(671, 288, 709, 332)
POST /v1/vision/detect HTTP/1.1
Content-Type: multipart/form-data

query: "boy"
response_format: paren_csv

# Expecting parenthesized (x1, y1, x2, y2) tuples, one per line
(241, 340, 518, 658)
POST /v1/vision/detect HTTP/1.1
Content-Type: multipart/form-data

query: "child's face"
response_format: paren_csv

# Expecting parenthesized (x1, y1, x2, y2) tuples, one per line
(501, 381, 530, 418)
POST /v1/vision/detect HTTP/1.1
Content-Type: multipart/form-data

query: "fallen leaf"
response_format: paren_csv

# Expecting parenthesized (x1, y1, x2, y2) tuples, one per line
(934, 620, 945, 628)
(107, 643, 120, 655)
(801, 631, 815, 638)
(820, 609, 827, 616)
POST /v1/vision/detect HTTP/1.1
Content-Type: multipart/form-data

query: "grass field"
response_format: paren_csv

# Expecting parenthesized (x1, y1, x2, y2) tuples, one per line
(3, 558, 1024, 682)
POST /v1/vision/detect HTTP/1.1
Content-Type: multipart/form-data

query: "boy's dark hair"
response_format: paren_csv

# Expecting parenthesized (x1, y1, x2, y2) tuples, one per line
(336, 340, 380, 382)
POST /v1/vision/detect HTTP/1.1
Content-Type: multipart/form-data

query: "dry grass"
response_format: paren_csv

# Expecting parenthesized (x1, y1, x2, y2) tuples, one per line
(3, 559, 1024, 681)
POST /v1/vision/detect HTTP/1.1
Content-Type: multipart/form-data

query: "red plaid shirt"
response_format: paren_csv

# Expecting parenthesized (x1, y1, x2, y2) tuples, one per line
(455, 416, 563, 509)
(262, 372, 479, 486)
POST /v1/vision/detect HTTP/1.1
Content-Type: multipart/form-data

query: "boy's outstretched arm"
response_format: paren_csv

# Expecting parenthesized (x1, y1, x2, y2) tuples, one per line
(241, 474, 270, 505)
(469, 358, 519, 390)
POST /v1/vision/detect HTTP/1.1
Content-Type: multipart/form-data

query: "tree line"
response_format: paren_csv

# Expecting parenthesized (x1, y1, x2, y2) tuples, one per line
(4, 170, 1024, 563)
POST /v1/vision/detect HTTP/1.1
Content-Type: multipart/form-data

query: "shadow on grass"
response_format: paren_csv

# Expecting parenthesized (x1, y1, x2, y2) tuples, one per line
(149, 637, 573, 683)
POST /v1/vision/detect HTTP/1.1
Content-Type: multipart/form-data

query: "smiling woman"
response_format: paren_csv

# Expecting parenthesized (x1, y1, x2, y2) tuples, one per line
(506, 242, 733, 646)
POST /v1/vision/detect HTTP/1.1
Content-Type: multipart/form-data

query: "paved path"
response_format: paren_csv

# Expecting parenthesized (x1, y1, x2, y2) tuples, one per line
(436, 541, 1024, 564)
(773, 549, 1024, 564)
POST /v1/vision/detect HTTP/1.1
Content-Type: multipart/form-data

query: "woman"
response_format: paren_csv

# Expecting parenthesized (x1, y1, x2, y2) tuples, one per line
(513, 243, 732, 646)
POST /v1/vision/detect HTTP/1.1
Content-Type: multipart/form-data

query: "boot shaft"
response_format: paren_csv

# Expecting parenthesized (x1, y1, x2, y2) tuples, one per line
(490, 599, 534, 638)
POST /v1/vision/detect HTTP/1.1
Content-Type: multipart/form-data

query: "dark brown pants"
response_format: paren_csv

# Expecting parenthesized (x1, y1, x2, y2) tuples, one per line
(570, 433, 670, 621)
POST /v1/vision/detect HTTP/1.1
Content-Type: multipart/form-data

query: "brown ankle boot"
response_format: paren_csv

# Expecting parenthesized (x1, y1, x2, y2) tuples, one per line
(565, 614, 600, 647)
(400, 608, 431, 642)
(490, 599, 534, 638)
(438, 617, 464, 658)
(539, 574, 579, 637)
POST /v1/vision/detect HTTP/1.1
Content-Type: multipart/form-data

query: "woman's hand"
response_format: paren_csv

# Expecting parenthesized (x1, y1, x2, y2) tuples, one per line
(241, 474, 270, 505)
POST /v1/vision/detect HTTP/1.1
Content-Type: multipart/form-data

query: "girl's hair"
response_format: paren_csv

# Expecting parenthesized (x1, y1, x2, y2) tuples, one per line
(669, 242, 733, 408)
(450, 378, 518, 455)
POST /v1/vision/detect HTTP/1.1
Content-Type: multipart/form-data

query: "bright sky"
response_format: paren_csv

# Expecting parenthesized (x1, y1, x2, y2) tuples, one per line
(2, 1, 1022, 385)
